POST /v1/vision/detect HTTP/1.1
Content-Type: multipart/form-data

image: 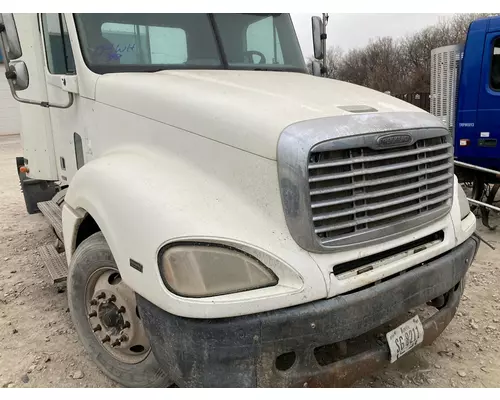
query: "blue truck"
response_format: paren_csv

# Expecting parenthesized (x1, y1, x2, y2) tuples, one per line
(431, 15, 500, 228)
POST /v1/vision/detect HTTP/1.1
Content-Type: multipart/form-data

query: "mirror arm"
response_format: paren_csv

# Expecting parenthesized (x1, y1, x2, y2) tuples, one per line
(321, 13, 328, 78)
(0, 30, 74, 109)
(6, 75, 73, 109)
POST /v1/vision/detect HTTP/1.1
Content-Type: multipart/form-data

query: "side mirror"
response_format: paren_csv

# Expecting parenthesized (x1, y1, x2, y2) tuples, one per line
(312, 61, 321, 77)
(0, 14, 22, 59)
(311, 16, 324, 60)
(0, 14, 72, 108)
(6, 60, 29, 90)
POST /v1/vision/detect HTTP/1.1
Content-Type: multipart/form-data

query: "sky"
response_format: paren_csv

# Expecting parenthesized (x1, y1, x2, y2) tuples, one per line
(291, 13, 455, 59)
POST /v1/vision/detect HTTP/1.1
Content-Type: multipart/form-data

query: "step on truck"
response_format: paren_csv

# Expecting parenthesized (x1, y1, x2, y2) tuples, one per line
(0, 13, 478, 388)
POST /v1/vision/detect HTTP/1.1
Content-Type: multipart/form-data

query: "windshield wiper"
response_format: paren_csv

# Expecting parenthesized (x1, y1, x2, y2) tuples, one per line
(251, 67, 287, 71)
(243, 13, 282, 16)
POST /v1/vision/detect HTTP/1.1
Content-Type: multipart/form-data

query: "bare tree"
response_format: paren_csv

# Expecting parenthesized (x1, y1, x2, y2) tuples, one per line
(400, 25, 450, 92)
(364, 37, 406, 93)
(323, 46, 344, 79)
(448, 13, 495, 43)
(337, 48, 369, 86)
(306, 45, 344, 79)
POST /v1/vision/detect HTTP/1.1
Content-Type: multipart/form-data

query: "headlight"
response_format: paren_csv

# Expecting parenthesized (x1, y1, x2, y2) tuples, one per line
(457, 184, 471, 220)
(159, 244, 278, 298)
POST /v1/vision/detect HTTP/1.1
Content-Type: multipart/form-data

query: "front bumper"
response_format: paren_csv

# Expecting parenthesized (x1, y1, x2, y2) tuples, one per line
(138, 236, 479, 388)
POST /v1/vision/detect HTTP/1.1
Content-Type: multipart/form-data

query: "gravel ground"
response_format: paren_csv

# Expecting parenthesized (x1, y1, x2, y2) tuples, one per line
(1, 134, 500, 388)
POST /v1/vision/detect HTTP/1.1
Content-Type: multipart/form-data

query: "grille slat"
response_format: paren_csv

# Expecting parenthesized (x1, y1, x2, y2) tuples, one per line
(308, 152, 451, 183)
(310, 164, 452, 196)
(316, 193, 451, 236)
(313, 183, 452, 222)
(311, 173, 453, 209)
(308, 135, 453, 246)
(308, 142, 451, 170)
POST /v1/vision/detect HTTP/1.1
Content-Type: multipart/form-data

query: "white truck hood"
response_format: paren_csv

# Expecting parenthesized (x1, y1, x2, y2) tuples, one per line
(95, 70, 426, 160)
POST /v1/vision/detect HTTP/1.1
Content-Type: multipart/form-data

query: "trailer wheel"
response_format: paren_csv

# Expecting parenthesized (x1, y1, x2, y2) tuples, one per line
(67, 232, 173, 388)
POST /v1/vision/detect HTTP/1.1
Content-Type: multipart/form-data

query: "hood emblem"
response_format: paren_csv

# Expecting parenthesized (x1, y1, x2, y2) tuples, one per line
(377, 133, 413, 148)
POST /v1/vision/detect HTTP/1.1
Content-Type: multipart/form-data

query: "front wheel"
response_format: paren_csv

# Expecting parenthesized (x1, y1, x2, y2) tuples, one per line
(67, 232, 172, 387)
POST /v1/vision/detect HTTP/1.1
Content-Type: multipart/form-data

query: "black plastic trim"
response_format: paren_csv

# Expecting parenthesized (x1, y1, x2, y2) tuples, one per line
(129, 259, 143, 273)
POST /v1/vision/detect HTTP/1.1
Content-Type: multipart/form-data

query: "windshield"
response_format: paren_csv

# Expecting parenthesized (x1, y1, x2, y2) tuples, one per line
(73, 13, 306, 74)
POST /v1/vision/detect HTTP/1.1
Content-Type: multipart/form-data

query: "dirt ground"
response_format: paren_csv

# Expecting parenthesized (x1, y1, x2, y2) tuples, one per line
(1, 134, 500, 388)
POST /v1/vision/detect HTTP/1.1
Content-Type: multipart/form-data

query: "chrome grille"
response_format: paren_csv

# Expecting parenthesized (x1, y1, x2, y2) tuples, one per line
(308, 135, 454, 246)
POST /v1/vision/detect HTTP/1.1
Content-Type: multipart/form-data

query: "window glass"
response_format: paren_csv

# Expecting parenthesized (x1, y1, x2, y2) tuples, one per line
(96, 23, 188, 65)
(213, 14, 299, 69)
(150, 26, 187, 64)
(75, 14, 220, 72)
(491, 38, 500, 90)
(100, 22, 140, 64)
(246, 16, 284, 65)
(41, 14, 76, 74)
(74, 13, 306, 73)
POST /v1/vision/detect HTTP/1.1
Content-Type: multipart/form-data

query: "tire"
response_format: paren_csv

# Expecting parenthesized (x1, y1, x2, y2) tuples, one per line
(67, 232, 172, 388)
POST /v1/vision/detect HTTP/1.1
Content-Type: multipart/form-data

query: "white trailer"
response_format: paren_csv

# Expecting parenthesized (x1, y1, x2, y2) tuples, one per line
(0, 13, 478, 388)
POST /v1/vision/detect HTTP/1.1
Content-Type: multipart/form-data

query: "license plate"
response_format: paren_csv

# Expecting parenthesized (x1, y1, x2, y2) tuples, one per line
(386, 316, 424, 363)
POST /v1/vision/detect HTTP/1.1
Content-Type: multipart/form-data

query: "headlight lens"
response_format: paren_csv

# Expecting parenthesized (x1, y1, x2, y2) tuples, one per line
(159, 244, 278, 298)
(457, 184, 471, 220)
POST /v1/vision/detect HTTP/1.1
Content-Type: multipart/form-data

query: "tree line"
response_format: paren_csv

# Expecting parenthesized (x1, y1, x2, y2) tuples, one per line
(309, 14, 498, 94)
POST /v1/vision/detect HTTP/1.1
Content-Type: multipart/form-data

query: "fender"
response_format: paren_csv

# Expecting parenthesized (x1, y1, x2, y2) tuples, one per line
(62, 139, 328, 319)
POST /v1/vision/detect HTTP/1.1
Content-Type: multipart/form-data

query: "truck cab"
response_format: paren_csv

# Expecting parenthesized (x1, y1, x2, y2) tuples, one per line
(455, 16, 500, 170)
(432, 16, 500, 171)
(0, 13, 478, 387)
(431, 16, 500, 227)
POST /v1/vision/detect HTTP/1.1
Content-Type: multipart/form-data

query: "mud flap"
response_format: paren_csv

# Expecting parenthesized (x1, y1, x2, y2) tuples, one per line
(16, 156, 57, 214)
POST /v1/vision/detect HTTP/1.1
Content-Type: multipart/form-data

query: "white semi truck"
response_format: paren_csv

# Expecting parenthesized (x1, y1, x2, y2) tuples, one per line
(0, 13, 478, 388)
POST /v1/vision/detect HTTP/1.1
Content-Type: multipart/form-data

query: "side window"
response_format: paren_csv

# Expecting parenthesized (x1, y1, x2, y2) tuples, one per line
(246, 17, 283, 65)
(99, 23, 187, 65)
(41, 14, 76, 74)
(491, 38, 500, 91)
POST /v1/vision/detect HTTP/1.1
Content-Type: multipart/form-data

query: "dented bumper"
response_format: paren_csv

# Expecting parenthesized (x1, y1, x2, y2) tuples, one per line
(138, 236, 478, 388)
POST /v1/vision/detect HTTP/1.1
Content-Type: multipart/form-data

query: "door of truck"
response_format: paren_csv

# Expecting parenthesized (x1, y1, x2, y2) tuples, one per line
(475, 24, 500, 169)
(38, 13, 82, 185)
(2, 14, 59, 181)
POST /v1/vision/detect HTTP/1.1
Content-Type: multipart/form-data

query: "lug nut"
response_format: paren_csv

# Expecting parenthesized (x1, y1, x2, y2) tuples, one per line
(118, 306, 126, 314)
(123, 321, 131, 329)
(119, 334, 128, 342)
(111, 339, 121, 347)
(88, 311, 97, 318)
(107, 295, 116, 303)
(90, 299, 98, 306)
(92, 324, 102, 332)
(97, 292, 106, 299)
(101, 335, 110, 343)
